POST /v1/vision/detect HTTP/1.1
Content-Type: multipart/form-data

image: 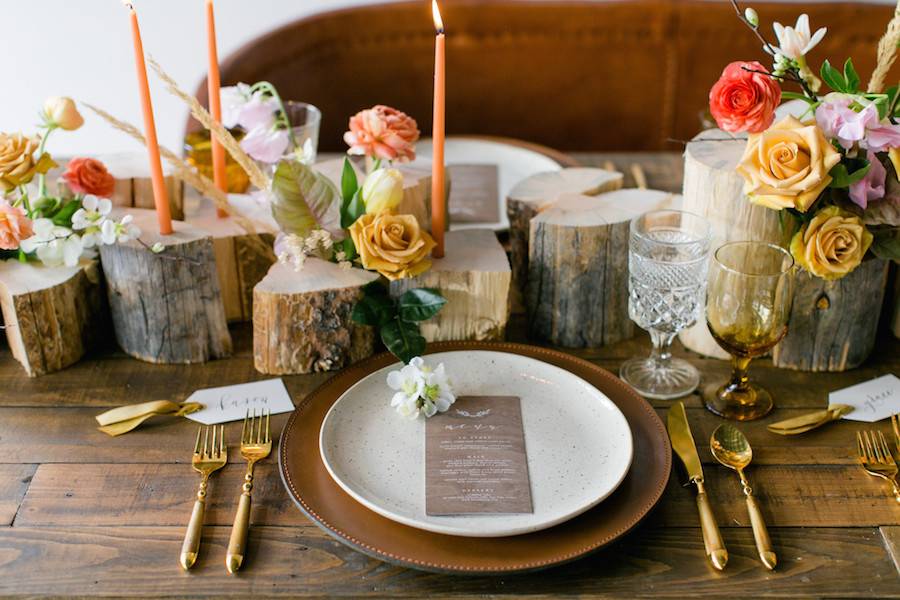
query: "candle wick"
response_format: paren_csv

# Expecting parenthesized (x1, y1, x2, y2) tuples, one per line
(121, 0, 134, 10)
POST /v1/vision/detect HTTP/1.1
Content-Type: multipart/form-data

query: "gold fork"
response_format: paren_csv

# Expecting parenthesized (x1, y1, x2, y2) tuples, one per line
(180, 425, 227, 570)
(857, 430, 900, 503)
(226, 409, 271, 573)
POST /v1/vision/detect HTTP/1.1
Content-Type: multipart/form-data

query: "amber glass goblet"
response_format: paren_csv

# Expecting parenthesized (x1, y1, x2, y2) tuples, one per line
(704, 242, 794, 420)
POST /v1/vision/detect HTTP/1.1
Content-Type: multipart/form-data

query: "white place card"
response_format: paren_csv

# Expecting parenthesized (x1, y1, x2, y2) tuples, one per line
(833, 374, 900, 423)
(184, 379, 294, 425)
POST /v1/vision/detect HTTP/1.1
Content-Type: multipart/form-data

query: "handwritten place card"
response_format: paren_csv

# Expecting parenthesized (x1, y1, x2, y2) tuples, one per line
(833, 374, 900, 423)
(184, 379, 294, 425)
(426, 396, 533, 515)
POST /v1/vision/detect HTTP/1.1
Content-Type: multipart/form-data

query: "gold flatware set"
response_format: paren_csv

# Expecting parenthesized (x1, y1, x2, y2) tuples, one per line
(667, 402, 776, 571)
(855, 414, 900, 503)
(180, 410, 272, 572)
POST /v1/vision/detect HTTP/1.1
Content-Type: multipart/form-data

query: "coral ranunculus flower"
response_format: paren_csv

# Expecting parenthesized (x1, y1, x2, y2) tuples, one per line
(62, 158, 116, 198)
(0, 199, 33, 250)
(709, 61, 781, 134)
(344, 105, 420, 162)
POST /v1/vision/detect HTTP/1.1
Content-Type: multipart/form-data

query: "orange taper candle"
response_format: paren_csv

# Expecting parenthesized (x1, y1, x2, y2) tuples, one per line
(126, 2, 172, 235)
(206, 0, 228, 218)
(430, 0, 446, 258)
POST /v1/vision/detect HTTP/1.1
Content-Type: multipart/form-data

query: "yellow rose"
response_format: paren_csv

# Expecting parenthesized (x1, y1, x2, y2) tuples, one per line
(362, 168, 403, 214)
(43, 97, 84, 131)
(348, 212, 436, 280)
(889, 148, 900, 182)
(789, 206, 873, 280)
(0, 133, 56, 192)
(736, 115, 841, 212)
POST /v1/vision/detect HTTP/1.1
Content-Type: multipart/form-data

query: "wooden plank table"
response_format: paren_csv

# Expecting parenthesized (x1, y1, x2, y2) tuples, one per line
(2, 152, 899, 598)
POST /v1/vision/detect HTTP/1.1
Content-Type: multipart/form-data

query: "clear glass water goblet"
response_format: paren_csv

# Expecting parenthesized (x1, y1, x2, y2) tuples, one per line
(620, 210, 711, 400)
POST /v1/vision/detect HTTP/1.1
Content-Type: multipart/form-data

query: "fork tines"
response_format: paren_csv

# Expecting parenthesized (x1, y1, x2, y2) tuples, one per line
(240, 409, 271, 445)
(857, 430, 895, 466)
(193, 424, 226, 459)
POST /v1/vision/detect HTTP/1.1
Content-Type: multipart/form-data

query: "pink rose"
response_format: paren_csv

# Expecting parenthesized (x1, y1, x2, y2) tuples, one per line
(709, 61, 781, 134)
(849, 151, 887, 209)
(343, 105, 420, 162)
(0, 199, 33, 250)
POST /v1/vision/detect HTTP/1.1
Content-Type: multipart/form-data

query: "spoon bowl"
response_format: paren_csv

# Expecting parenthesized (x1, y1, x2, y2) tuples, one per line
(710, 423, 753, 471)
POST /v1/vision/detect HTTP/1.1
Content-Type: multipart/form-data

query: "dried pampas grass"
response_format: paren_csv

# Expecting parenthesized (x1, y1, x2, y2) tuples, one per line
(868, 0, 900, 93)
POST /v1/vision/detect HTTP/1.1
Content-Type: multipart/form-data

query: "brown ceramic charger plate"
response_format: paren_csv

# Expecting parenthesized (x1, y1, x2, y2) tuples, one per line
(278, 341, 671, 574)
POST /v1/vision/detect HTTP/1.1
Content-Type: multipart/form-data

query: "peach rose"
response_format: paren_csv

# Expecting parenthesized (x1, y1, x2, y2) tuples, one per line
(789, 206, 873, 280)
(43, 97, 84, 131)
(348, 212, 435, 280)
(0, 199, 33, 250)
(736, 116, 842, 212)
(709, 61, 781, 134)
(343, 105, 420, 162)
(0, 133, 55, 192)
(62, 158, 116, 197)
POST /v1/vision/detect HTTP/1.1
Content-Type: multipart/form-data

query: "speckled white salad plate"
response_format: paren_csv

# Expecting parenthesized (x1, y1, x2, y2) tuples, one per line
(319, 350, 633, 538)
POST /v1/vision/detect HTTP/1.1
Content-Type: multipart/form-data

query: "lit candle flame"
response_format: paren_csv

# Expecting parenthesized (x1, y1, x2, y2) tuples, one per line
(432, 0, 444, 34)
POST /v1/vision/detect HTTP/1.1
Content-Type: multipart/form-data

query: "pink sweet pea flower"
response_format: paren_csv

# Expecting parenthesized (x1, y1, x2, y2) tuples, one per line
(849, 151, 886, 209)
(816, 99, 879, 150)
(865, 123, 900, 152)
(240, 126, 290, 164)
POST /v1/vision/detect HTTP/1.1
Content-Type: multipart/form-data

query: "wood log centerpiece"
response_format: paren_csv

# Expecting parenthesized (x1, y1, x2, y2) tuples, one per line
(253, 258, 379, 374)
(0, 260, 108, 377)
(98, 208, 232, 364)
(507, 168, 624, 294)
(772, 258, 890, 372)
(183, 195, 276, 322)
(527, 189, 678, 348)
(679, 129, 783, 359)
(389, 229, 511, 342)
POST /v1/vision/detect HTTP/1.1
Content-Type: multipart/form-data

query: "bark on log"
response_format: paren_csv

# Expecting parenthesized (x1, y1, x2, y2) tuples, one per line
(253, 258, 378, 375)
(0, 259, 108, 377)
(315, 158, 432, 229)
(389, 229, 511, 342)
(98, 208, 231, 364)
(527, 189, 679, 348)
(678, 129, 783, 359)
(182, 195, 277, 322)
(772, 258, 889, 372)
(507, 168, 623, 296)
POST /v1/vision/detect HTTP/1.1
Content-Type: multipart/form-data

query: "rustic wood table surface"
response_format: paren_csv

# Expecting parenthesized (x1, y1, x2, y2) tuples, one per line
(2, 152, 899, 598)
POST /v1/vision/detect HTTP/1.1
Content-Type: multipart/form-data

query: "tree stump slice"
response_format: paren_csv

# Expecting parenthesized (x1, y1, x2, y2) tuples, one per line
(252, 258, 378, 375)
(183, 194, 277, 322)
(527, 189, 679, 348)
(507, 168, 623, 296)
(678, 129, 784, 359)
(98, 208, 231, 364)
(772, 258, 889, 372)
(315, 158, 432, 229)
(0, 259, 107, 377)
(389, 229, 511, 342)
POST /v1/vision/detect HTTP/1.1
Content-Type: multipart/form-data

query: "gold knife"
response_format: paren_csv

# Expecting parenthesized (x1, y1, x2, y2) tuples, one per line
(667, 401, 728, 570)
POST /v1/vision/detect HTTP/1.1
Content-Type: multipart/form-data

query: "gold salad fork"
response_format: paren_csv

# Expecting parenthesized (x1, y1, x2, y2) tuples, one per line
(226, 409, 272, 573)
(857, 430, 900, 503)
(181, 425, 227, 570)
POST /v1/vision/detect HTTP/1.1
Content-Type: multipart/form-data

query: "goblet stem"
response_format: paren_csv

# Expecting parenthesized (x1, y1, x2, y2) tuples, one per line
(649, 330, 676, 368)
(726, 355, 753, 393)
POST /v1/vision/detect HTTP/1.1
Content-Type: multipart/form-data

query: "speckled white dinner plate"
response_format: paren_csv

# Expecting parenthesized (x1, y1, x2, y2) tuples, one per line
(319, 350, 633, 537)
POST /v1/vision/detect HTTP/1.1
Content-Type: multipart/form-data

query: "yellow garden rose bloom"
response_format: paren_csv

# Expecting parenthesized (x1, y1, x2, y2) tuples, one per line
(736, 115, 841, 212)
(0, 133, 55, 192)
(348, 212, 436, 280)
(888, 148, 900, 182)
(789, 206, 873, 280)
(362, 168, 403, 214)
(43, 97, 84, 131)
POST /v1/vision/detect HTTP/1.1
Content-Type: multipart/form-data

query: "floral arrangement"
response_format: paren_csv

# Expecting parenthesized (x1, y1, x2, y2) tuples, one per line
(386, 356, 455, 419)
(0, 97, 139, 267)
(709, 1, 900, 280)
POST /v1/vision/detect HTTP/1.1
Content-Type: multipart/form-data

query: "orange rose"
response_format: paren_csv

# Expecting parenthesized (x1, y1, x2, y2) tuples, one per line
(62, 158, 116, 197)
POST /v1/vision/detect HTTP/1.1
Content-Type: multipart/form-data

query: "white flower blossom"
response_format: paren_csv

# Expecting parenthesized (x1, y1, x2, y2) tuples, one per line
(20, 219, 84, 267)
(386, 357, 455, 419)
(72, 195, 114, 248)
(100, 214, 141, 245)
(772, 14, 826, 60)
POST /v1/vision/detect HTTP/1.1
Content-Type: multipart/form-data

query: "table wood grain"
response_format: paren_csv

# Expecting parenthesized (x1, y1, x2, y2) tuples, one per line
(1, 152, 899, 598)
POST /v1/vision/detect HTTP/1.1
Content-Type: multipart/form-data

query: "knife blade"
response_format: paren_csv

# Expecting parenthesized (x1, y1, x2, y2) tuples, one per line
(667, 401, 728, 571)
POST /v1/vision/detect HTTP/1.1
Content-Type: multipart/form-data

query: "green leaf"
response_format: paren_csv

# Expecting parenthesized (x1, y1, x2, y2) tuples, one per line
(871, 230, 900, 260)
(781, 91, 817, 104)
(821, 60, 847, 93)
(351, 293, 396, 327)
(340, 157, 358, 204)
(50, 199, 81, 226)
(380, 317, 426, 364)
(341, 189, 365, 229)
(398, 288, 447, 322)
(829, 162, 872, 188)
(271, 160, 342, 238)
(843, 58, 861, 92)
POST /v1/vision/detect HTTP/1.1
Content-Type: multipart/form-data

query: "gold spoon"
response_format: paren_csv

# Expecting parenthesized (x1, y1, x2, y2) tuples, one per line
(710, 424, 776, 570)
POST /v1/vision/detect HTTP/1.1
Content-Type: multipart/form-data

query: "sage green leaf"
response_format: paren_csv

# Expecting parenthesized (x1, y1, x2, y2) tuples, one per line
(821, 60, 847, 93)
(381, 318, 426, 364)
(871, 230, 900, 260)
(341, 189, 366, 229)
(843, 58, 861, 92)
(271, 159, 342, 239)
(863, 195, 900, 227)
(829, 162, 871, 188)
(398, 288, 447, 322)
(351, 293, 396, 327)
(340, 157, 358, 204)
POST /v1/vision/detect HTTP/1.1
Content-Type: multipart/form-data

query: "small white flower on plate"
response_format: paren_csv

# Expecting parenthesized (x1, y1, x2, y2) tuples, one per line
(386, 357, 455, 419)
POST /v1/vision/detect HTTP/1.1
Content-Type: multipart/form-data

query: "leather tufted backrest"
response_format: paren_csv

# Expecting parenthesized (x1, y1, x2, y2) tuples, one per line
(192, 0, 900, 152)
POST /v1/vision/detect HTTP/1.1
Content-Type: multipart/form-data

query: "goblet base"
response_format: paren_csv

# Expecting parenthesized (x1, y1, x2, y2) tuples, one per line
(620, 357, 700, 400)
(702, 381, 773, 421)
